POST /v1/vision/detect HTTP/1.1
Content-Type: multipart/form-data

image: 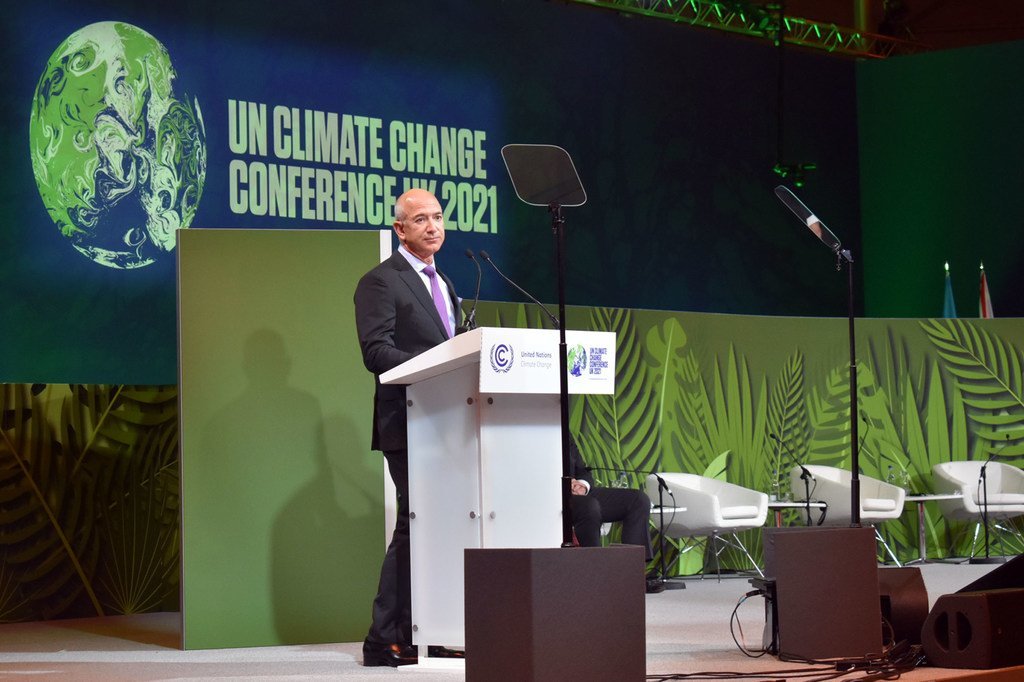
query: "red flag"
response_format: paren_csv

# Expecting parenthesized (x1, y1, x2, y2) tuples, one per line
(979, 263, 994, 319)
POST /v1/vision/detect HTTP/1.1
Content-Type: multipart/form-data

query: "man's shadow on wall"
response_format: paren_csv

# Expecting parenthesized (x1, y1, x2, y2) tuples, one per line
(270, 392, 380, 642)
(197, 328, 333, 644)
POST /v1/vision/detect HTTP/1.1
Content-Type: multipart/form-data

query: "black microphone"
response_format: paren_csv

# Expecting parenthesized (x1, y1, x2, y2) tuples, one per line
(774, 185, 842, 254)
(478, 250, 560, 329)
(769, 433, 811, 480)
(455, 249, 482, 335)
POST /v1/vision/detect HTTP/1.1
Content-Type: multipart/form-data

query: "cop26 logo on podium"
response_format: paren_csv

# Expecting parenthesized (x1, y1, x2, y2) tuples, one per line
(29, 22, 207, 269)
(567, 344, 588, 377)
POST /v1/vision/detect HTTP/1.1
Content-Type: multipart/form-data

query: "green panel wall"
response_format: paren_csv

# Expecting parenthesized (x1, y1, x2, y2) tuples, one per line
(178, 229, 381, 649)
(4, 299, 1023, 623)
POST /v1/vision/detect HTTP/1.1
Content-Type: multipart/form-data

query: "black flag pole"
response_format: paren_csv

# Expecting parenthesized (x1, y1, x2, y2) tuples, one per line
(501, 144, 587, 547)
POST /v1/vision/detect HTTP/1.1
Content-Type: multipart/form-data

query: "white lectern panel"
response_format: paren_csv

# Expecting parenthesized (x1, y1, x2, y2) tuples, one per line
(407, 364, 483, 647)
(479, 394, 562, 549)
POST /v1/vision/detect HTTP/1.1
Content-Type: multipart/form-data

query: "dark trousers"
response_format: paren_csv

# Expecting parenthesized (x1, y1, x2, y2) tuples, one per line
(571, 486, 654, 561)
(365, 448, 411, 646)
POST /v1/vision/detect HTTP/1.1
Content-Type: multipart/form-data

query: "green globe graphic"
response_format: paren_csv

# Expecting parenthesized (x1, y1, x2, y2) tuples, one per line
(567, 344, 587, 377)
(29, 22, 206, 269)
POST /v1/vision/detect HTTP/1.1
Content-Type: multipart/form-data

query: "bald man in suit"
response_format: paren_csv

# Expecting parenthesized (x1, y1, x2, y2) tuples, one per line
(354, 188, 462, 667)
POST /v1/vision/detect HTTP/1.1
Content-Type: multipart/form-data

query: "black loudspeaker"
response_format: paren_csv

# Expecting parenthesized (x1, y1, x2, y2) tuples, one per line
(878, 567, 928, 646)
(958, 553, 1024, 593)
(762, 527, 883, 660)
(921, 588, 1024, 669)
(921, 553, 1024, 669)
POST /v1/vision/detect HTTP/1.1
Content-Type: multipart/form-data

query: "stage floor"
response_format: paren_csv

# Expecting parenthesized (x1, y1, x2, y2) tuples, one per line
(0, 561, 1020, 681)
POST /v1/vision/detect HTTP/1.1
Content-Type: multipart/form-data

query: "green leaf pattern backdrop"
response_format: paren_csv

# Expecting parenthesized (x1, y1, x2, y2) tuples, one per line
(1, 384, 178, 622)
(3, 306, 1024, 620)
(489, 302, 1024, 576)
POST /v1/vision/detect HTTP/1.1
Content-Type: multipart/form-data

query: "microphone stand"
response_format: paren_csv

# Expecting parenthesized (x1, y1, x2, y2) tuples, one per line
(587, 465, 686, 590)
(652, 472, 686, 590)
(843, 246, 861, 527)
(770, 433, 813, 526)
(971, 436, 1009, 564)
(774, 186, 859, 527)
(977, 463, 994, 563)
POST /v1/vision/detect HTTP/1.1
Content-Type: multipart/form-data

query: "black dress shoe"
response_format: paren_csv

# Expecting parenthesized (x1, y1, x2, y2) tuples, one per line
(427, 645, 465, 658)
(362, 641, 418, 667)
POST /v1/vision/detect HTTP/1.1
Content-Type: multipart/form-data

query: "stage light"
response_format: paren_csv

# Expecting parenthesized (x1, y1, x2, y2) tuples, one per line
(772, 161, 817, 187)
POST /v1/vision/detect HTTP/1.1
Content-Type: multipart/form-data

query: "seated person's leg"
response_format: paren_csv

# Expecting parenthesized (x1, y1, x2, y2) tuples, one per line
(588, 487, 654, 561)
(570, 493, 603, 547)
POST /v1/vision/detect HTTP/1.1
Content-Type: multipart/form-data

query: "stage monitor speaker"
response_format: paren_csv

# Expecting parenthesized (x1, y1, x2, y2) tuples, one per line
(958, 553, 1024, 593)
(762, 526, 882, 661)
(878, 566, 928, 646)
(921, 588, 1024, 669)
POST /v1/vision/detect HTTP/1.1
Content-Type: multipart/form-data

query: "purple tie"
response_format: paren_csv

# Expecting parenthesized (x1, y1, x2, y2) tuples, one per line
(423, 265, 453, 338)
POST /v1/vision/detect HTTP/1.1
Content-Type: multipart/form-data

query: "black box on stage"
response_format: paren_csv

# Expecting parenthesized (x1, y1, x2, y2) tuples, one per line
(762, 526, 883, 660)
(921, 554, 1024, 669)
(464, 546, 645, 682)
(921, 588, 1024, 669)
(878, 566, 928, 646)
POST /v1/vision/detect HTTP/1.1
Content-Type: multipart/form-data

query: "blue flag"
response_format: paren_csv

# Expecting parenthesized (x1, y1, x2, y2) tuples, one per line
(943, 263, 957, 318)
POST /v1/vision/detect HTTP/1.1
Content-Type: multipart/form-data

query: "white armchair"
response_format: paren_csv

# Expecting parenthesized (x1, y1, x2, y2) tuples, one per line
(789, 464, 906, 564)
(932, 461, 1024, 558)
(645, 472, 768, 578)
(932, 461, 1024, 522)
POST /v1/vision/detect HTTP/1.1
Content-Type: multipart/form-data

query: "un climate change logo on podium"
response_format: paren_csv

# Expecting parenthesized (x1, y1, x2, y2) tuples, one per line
(489, 343, 514, 373)
(568, 344, 588, 377)
(29, 22, 207, 269)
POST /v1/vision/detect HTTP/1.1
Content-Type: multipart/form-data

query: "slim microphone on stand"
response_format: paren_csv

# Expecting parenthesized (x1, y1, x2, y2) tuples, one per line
(478, 250, 561, 329)
(972, 433, 1012, 564)
(774, 185, 859, 525)
(774, 186, 843, 256)
(649, 471, 684, 590)
(455, 249, 482, 335)
(572, 465, 683, 590)
(769, 433, 816, 526)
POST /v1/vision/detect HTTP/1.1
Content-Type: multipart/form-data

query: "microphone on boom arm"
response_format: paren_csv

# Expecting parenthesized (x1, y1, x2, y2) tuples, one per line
(455, 249, 482, 335)
(974, 432, 1013, 563)
(478, 250, 561, 329)
(769, 432, 820, 526)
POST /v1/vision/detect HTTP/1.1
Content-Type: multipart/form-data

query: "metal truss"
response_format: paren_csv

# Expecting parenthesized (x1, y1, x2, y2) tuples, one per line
(568, 0, 926, 59)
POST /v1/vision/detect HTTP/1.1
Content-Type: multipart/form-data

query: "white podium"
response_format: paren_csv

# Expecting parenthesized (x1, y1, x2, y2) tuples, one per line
(380, 326, 616, 648)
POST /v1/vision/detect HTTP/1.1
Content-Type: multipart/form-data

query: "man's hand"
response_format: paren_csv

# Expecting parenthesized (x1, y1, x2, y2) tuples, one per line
(570, 479, 588, 496)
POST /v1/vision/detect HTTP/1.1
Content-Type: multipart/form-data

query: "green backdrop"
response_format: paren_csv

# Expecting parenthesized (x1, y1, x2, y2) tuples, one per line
(482, 301, 1024, 574)
(177, 229, 381, 649)
(3, 300, 1023, 625)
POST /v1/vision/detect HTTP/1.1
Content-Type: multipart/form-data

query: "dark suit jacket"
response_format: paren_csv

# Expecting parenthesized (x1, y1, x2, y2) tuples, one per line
(568, 440, 595, 489)
(353, 250, 460, 452)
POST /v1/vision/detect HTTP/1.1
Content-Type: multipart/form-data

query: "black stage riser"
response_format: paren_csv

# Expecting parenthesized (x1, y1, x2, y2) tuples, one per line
(762, 527, 883, 660)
